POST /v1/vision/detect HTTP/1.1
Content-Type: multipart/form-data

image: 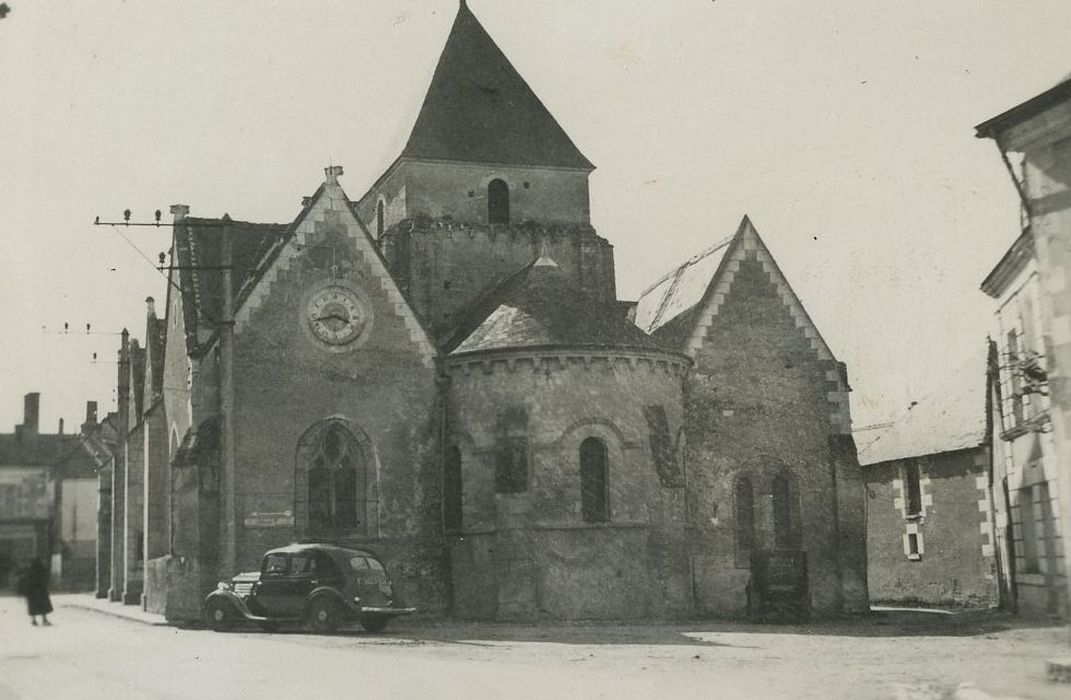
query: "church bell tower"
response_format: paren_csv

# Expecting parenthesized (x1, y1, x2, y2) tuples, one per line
(354, 1, 616, 335)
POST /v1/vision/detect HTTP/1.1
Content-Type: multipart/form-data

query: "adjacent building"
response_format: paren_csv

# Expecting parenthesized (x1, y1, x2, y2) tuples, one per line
(858, 348, 1000, 608)
(101, 1, 869, 622)
(0, 393, 105, 591)
(977, 75, 1071, 619)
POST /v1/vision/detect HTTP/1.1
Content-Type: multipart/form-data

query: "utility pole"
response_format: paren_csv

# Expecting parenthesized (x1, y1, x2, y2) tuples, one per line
(219, 218, 237, 577)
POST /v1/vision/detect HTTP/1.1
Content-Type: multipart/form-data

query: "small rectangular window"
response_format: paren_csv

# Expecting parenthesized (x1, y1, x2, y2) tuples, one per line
(904, 463, 922, 517)
(907, 533, 919, 557)
(495, 438, 528, 494)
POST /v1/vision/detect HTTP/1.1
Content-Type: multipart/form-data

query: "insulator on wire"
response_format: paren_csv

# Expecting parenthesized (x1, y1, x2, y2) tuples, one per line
(123, 209, 131, 222)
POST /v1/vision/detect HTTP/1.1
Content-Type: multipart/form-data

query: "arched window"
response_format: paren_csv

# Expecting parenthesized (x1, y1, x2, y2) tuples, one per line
(772, 474, 791, 549)
(376, 200, 385, 237)
(734, 475, 755, 567)
(488, 178, 510, 224)
(580, 437, 609, 523)
(300, 421, 365, 536)
(444, 445, 463, 531)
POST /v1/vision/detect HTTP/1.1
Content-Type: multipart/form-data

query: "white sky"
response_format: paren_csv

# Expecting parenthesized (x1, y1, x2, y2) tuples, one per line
(0, 0, 1068, 434)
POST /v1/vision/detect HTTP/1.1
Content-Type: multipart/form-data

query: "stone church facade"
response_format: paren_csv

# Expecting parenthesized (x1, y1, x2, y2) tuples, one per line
(100, 1, 868, 622)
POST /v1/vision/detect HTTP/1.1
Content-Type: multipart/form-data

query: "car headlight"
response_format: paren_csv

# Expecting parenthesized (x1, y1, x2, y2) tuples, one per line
(217, 581, 231, 591)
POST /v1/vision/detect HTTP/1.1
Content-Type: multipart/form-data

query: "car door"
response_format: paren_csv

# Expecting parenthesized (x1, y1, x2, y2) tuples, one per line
(283, 553, 320, 615)
(254, 553, 291, 617)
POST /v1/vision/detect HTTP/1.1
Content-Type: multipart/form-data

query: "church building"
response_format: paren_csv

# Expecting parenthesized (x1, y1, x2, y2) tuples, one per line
(101, 1, 868, 622)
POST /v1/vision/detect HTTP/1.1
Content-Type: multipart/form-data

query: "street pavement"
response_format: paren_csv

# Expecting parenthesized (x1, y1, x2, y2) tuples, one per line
(0, 594, 1067, 699)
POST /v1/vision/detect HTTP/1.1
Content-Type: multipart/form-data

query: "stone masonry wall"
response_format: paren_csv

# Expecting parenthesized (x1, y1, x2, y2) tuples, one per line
(445, 351, 691, 620)
(356, 160, 592, 231)
(685, 253, 857, 616)
(229, 192, 443, 613)
(865, 448, 999, 607)
(381, 221, 615, 335)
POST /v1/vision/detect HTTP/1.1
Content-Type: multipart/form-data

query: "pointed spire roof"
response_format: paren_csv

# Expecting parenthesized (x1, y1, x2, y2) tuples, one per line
(401, 2, 594, 171)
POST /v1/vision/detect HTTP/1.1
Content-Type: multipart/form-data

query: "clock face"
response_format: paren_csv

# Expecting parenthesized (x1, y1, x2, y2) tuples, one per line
(305, 286, 368, 346)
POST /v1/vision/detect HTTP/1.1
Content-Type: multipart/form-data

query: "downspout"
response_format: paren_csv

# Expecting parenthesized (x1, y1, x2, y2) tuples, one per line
(219, 221, 237, 577)
(436, 367, 454, 617)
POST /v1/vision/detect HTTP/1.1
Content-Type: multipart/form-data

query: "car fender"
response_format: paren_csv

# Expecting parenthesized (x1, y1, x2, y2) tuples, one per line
(304, 587, 358, 616)
(204, 589, 260, 621)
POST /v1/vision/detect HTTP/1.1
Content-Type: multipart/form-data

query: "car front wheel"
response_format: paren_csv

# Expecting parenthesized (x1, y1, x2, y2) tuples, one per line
(307, 598, 341, 634)
(204, 599, 236, 632)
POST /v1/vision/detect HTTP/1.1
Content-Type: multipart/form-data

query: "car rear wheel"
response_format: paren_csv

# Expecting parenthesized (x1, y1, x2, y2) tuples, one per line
(360, 614, 389, 633)
(307, 598, 341, 634)
(204, 599, 236, 632)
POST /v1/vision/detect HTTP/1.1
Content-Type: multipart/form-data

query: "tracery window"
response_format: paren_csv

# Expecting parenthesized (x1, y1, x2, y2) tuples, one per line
(299, 421, 365, 536)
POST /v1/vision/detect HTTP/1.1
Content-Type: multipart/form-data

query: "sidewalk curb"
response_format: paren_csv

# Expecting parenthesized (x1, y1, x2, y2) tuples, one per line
(59, 601, 170, 627)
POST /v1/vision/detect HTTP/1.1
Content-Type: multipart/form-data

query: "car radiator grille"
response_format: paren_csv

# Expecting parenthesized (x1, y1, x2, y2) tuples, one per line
(233, 582, 254, 598)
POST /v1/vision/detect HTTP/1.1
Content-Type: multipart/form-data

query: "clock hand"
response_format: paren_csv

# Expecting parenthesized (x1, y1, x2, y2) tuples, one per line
(313, 314, 349, 323)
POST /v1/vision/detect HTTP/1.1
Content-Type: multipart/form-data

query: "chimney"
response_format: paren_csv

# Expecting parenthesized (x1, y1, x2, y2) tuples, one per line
(170, 204, 190, 221)
(146, 297, 156, 318)
(81, 401, 98, 434)
(22, 392, 39, 434)
(325, 165, 344, 185)
(58, 418, 64, 434)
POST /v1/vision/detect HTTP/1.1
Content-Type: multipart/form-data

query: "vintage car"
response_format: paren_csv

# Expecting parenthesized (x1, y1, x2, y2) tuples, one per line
(203, 543, 415, 633)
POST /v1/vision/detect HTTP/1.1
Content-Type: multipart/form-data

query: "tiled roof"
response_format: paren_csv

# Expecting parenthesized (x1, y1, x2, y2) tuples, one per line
(857, 347, 989, 466)
(633, 236, 734, 335)
(174, 216, 289, 353)
(447, 255, 665, 356)
(400, 2, 593, 170)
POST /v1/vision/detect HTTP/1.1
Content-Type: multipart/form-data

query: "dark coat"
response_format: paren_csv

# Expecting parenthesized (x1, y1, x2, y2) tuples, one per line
(19, 561, 53, 616)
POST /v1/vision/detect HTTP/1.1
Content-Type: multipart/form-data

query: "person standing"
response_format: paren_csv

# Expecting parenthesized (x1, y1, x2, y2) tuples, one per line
(19, 558, 53, 626)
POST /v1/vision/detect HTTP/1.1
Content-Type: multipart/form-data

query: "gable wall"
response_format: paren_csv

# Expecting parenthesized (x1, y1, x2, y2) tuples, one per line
(230, 189, 443, 611)
(684, 250, 857, 616)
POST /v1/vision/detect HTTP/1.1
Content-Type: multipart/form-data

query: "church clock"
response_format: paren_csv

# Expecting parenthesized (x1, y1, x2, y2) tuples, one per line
(304, 285, 369, 347)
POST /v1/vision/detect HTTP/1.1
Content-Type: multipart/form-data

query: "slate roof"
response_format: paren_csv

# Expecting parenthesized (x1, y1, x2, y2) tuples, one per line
(174, 216, 290, 353)
(633, 235, 734, 336)
(446, 254, 667, 357)
(975, 74, 1071, 139)
(400, 1, 593, 171)
(857, 347, 989, 466)
(0, 434, 81, 468)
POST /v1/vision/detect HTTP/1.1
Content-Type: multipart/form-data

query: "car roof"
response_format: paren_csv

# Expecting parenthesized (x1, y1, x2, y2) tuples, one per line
(263, 543, 381, 561)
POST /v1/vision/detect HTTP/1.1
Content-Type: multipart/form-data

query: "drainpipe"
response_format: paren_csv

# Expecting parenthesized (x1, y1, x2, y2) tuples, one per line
(219, 220, 237, 577)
